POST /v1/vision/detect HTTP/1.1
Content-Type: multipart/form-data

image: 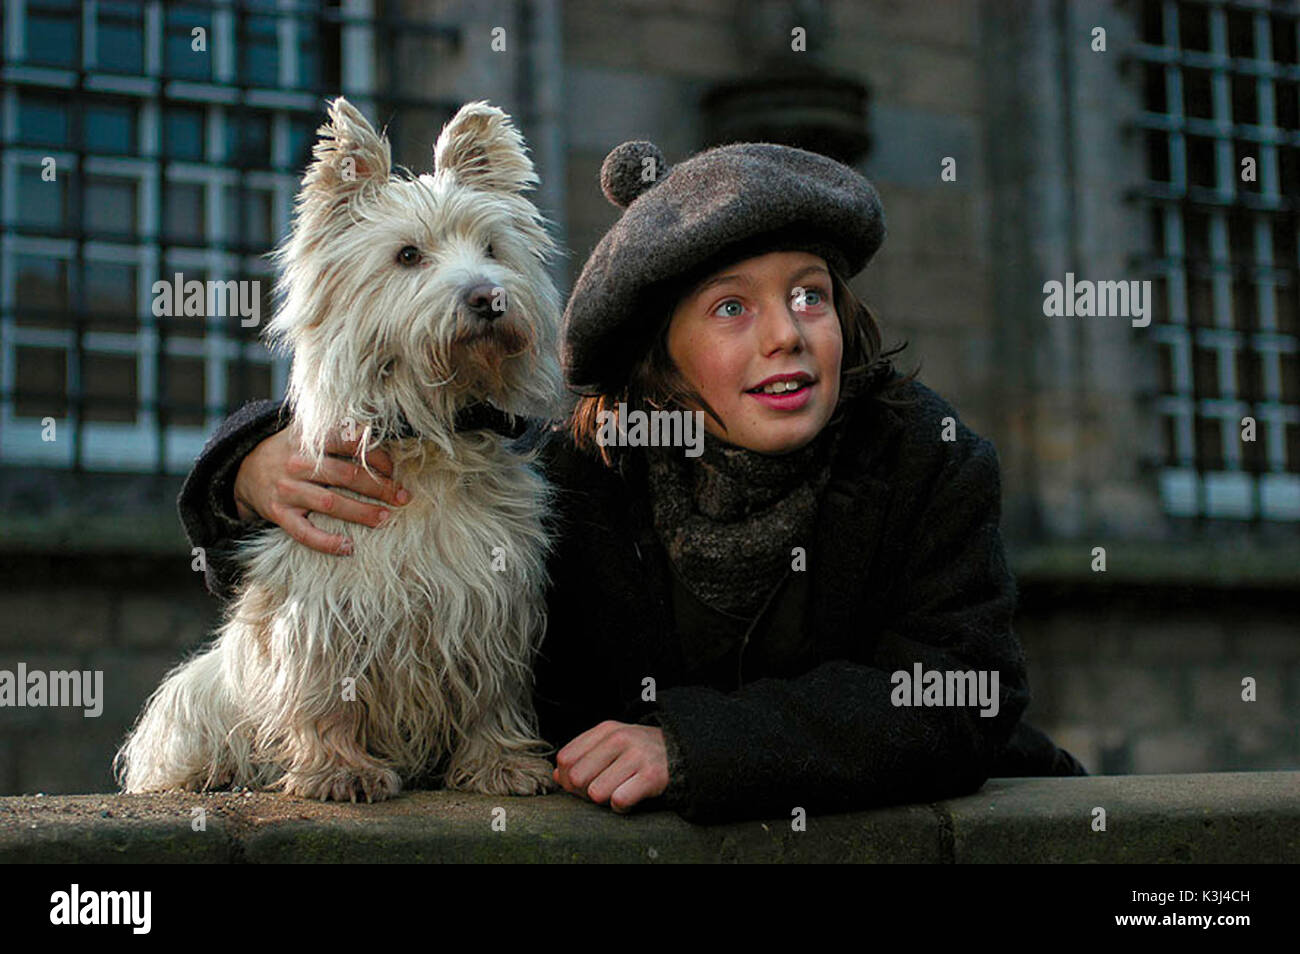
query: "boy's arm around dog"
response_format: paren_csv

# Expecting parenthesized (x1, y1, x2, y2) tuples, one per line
(533, 382, 1061, 825)
(178, 397, 292, 601)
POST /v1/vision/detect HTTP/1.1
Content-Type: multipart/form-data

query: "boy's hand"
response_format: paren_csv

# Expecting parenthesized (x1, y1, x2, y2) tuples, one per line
(554, 720, 669, 813)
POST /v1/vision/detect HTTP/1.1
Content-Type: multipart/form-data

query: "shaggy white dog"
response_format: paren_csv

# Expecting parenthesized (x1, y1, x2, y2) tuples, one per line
(115, 97, 564, 801)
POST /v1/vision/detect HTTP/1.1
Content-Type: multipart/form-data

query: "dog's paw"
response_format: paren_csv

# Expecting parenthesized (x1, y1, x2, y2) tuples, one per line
(447, 754, 558, 797)
(280, 764, 402, 803)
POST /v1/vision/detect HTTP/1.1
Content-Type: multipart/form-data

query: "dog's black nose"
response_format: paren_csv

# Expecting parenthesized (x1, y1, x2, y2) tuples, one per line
(463, 283, 506, 320)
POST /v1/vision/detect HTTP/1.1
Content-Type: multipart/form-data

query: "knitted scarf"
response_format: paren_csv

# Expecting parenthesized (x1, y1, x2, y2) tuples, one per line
(643, 371, 867, 619)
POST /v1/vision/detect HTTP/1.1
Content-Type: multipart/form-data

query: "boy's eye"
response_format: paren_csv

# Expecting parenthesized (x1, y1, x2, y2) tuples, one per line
(713, 299, 745, 318)
(793, 286, 826, 310)
(397, 245, 421, 266)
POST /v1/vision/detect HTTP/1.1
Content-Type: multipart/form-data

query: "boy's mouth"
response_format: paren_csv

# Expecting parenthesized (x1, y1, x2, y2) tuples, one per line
(744, 372, 814, 396)
(745, 373, 815, 409)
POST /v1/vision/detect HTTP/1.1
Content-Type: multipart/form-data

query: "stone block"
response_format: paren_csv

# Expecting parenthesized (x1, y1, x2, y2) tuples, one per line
(117, 590, 220, 651)
(0, 587, 111, 650)
(944, 772, 1300, 863)
(0, 653, 84, 729)
(1056, 666, 1182, 730)
(86, 650, 184, 732)
(1131, 728, 1216, 774)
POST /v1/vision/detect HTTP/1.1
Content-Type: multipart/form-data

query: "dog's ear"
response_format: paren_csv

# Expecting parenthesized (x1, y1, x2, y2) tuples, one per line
(302, 97, 391, 202)
(432, 100, 539, 195)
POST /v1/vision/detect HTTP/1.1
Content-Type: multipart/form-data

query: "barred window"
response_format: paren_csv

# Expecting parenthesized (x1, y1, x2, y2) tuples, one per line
(1134, 0, 1300, 521)
(0, 0, 463, 474)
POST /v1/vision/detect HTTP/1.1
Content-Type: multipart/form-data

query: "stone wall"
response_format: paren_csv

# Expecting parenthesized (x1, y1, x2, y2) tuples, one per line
(1, 553, 1295, 797)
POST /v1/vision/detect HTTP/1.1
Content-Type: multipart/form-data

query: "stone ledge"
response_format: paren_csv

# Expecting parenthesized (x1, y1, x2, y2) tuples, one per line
(0, 772, 1295, 863)
(1009, 542, 1300, 589)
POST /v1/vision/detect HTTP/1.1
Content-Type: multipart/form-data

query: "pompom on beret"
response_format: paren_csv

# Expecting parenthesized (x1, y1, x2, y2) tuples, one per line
(562, 138, 887, 394)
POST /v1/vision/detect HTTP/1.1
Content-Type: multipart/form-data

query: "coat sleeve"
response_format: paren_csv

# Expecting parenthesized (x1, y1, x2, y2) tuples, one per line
(177, 397, 292, 600)
(648, 436, 1030, 824)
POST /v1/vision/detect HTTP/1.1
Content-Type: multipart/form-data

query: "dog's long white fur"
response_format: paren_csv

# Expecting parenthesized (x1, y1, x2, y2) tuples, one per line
(115, 98, 564, 801)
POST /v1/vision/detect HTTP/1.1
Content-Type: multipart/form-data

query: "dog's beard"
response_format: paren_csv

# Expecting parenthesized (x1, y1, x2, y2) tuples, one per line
(448, 323, 533, 398)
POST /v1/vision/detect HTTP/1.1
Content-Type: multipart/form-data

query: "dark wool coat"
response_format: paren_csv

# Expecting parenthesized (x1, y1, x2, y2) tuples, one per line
(179, 378, 1086, 826)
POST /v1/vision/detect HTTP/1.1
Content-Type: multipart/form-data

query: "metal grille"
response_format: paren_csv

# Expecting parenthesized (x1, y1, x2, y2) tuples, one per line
(1130, 0, 1300, 521)
(0, 0, 463, 473)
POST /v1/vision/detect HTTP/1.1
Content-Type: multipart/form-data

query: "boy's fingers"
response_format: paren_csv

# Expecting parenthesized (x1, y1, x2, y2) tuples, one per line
(317, 457, 405, 507)
(305, 483, 392, 528)
(363, 446, 395, 477)
(280, 508, 353, 556)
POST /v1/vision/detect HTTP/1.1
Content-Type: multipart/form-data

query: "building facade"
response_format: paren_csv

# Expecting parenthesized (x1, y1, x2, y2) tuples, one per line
(0, 0, 1294, 794)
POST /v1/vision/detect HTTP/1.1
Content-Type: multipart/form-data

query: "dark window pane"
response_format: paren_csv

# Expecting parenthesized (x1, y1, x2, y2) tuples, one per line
(1193, 345, 1221, 399)
(1227, 9, 1254, 59)
(1231, 281, 1256, 332)
(17, 166, 66, 229)
(15, 346, 67, 418)
(1227, 208, 1254, 264)
(14, 256, 69, 328)
(83, 262, 138, 331)
(1283, 351, 1299, 404)
(1273, 15, 1297, 66)
(297, 35, 320, 90)
(18, 95, 69, 147)
(1188, 275, 1214, 326)
(226, 361, 272, 409)
(228, 112, 272, 167)
(1178, 1, 1211, 52)
(1146, 130, 1171, 182)
(1234, 141, 1261, 195)
(26, 1, 78, 68)
(1141, 0, 1163, 45)
(1143, 63, 1167, 113)
(286, 115, 317, 171)
(166, 10, 213, 80)
(85, 176, 138, 237)
(1235, 348, 1262, 403)
(1195, 415, 1224, 470)
(1186, 135, 1218, 188)
(163, 107, 206, 161)
(1231, 75, 1257, 126)
(81, 352, 137, 422)
(98, 2, 144, 73)
(224, 187, 273, 249)
(163, 355, 205, 426)
(85, 101, 137, 156)
(1276, 285, 1298, 336)
(158, 271, 206, 338)
(1277, 82, 1298, 130)
(241, 15, 280, 87)
(163, 183, 205, 244)
(1183, 68, 1214, 120)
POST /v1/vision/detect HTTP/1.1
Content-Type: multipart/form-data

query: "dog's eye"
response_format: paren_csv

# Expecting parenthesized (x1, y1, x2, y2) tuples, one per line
(379, 358, 395, 377)
(485, 242, 496, 260)
(397, 246, 421, 266)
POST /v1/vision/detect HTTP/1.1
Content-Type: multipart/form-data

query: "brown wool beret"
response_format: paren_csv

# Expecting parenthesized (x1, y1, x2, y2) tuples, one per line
(561, 139, 887, 394)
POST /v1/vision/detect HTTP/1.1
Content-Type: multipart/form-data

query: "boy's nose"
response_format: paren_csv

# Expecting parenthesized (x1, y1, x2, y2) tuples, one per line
(758, 299, 803, 352)
(463, 283, 505, 320)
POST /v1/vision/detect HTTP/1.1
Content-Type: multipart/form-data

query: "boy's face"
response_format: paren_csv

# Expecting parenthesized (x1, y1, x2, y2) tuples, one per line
(666, 250, 843, 455)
